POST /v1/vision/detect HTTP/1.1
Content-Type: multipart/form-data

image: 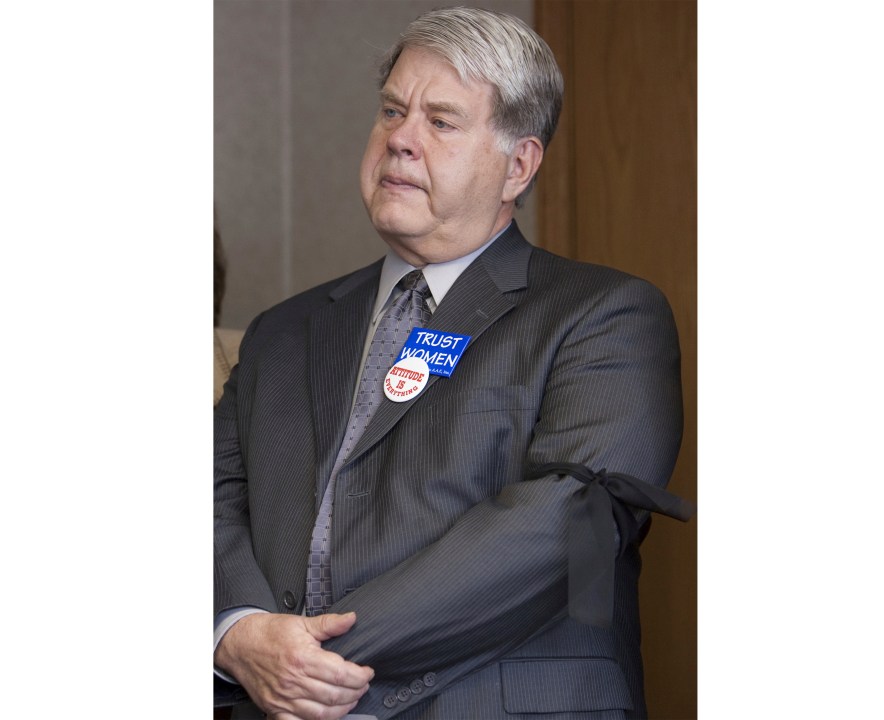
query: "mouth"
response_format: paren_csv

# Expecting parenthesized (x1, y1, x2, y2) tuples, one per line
(380, 174, 425, 192)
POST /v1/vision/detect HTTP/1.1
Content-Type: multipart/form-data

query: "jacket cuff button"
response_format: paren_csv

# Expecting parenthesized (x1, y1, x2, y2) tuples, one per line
(396, 687, 412, 702)
(422, 672, 437, 687)
(383, 694, 398, 709)
(410, 679, 424, 694)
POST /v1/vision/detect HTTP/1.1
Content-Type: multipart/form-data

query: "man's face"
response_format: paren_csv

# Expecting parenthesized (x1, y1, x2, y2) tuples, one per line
(360, 47, 515, 266)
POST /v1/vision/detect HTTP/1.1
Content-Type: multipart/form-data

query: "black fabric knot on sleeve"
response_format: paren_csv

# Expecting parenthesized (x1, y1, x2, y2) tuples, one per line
(528, 462, 696, 629)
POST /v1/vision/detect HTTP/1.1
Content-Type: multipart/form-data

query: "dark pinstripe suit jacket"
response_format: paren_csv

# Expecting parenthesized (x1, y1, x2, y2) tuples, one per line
(214, 222, 683, 719)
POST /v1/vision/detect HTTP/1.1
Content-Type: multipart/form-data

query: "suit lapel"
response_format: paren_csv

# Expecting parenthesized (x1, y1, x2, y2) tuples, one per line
(309, 262, 382, 496)
(344, 223, 533, 464)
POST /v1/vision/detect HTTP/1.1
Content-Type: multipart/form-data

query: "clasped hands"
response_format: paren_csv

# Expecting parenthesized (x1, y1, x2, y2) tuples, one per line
(215, 611, 375, 720)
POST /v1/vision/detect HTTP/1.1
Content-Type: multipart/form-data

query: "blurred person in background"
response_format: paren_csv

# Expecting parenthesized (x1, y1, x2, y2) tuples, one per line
(214, 212, 243, 406)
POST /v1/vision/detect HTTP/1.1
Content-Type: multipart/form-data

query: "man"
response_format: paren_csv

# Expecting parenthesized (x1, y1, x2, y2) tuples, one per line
(215, 7, 686, 720)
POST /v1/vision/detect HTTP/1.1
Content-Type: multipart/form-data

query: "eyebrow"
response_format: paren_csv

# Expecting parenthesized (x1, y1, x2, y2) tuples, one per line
(380, 90, 470, 121)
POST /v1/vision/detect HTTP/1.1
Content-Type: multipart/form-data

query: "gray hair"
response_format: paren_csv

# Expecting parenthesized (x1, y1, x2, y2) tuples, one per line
(378, 6, 564, 208)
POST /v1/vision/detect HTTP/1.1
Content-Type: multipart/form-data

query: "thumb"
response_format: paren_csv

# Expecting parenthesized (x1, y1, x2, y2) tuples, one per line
(305, 611, 358, 641)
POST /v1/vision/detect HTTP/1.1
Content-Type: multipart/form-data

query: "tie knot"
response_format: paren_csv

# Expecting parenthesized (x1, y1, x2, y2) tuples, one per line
(400, 269, 428, 296)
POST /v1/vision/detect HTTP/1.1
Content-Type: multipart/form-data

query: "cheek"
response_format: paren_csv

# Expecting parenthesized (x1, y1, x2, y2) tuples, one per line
(462, 150, 507, 203)
(426, 147, 466, 193)
(360, 146, 380, 207)
(361, 130, 385, 178)
(481, 147, 510, 189)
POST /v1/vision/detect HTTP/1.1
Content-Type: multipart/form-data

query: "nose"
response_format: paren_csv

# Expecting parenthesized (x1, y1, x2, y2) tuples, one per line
(386, 115, 422, 160)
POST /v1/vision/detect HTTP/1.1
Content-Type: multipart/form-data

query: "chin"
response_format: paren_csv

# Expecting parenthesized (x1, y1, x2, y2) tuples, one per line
(371, 208, 431, 242)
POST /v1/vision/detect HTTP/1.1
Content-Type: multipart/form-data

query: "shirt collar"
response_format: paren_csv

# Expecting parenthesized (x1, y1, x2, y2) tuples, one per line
(372, 222, 511, 322)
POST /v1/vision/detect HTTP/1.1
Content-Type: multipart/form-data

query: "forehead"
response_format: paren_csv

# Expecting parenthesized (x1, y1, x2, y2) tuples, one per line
(383, 47, 495, 113)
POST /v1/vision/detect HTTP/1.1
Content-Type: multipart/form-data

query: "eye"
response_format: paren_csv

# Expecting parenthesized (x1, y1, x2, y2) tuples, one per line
(432, 118, 453, 130)
(383, 107, 401, 120)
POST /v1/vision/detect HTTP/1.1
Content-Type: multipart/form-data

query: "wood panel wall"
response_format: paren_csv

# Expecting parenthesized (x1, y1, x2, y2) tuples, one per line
(535, 2, 697, 718)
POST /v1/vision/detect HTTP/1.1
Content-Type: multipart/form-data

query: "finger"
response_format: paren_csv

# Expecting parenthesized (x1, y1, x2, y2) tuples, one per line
(304, 612, 358, 642)
(288, 698, 360, 720)
(299, 646, 374, 689)
(286, 672, 371, 708)
(265, 696, 360, 720)
(253, 673, 363, 720)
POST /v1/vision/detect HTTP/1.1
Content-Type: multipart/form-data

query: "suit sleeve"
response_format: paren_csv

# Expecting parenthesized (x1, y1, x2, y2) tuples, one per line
(323, 276, 683, 698)
(214, 312, 279, 615)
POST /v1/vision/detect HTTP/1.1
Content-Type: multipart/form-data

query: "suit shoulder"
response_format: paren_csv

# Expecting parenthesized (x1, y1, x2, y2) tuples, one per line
(231, 261, 381, 366)
(528, 246, 671, 309)
(247, 260, 381, 331)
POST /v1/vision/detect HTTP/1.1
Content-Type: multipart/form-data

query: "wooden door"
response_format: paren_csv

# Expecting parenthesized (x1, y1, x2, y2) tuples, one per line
(535, 2, 697, 717)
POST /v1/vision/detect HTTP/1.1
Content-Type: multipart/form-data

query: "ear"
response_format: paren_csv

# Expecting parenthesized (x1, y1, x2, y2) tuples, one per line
(501, 136, 544, 204)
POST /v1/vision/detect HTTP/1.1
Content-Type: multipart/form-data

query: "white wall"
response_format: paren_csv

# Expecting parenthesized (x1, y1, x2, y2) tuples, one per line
(215, 0, 536, 329)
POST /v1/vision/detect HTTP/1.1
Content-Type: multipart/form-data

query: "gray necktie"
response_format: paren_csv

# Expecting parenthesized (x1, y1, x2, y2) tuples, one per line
(305, 270, 431, 615)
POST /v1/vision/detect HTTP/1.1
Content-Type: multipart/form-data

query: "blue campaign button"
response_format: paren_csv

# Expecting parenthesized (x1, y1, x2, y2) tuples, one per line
(396, 328, 471, 377)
